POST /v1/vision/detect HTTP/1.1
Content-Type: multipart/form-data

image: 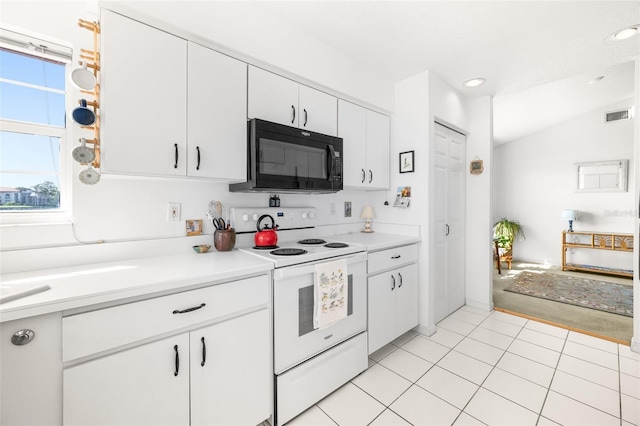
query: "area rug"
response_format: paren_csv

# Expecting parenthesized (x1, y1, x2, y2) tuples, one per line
(504, 271, 633, 317)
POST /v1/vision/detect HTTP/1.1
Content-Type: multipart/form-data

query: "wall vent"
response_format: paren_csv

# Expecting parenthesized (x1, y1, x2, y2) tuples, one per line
(605, 108, 631, 123)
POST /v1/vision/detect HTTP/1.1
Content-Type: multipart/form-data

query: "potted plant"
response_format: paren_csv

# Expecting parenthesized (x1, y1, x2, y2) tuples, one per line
(493, 218, 525, 269)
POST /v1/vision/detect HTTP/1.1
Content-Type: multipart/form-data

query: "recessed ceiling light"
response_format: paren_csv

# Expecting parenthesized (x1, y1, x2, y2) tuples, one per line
(463, 78, 486, 88)
(588, 76, 605, 85)
(608, 24, 639, 41)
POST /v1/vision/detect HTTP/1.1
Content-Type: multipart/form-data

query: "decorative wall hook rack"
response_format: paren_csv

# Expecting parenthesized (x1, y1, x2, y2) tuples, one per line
(72, 18, 101, 183)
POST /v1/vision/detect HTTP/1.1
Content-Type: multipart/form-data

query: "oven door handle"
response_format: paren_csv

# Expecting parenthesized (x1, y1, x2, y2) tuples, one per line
(273, 252, 367, 279)
(326, 144, 336, 182)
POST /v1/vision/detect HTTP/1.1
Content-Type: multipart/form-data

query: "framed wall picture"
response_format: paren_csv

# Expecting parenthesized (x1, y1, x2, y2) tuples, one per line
(399, 151, 414, 173)
(470, 159, 484, 175)
(186, 219, 203, 236)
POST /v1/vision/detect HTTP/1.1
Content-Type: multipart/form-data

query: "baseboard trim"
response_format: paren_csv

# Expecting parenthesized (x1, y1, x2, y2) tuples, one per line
(493, 307, 631, 346)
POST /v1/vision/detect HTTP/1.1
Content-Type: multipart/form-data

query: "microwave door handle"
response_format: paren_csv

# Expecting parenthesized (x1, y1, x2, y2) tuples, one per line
(326, 144, 336, 181)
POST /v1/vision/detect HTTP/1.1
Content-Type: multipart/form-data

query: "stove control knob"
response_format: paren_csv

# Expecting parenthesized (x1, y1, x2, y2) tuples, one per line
(251, 213, 259, 221)
(308, 212, 315, 219)
(241, 214, 249, 222)
(301, 212, 308, 219)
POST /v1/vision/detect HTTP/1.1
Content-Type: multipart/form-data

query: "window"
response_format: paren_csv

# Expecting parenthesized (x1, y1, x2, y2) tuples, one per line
(0, 29, 71, 215)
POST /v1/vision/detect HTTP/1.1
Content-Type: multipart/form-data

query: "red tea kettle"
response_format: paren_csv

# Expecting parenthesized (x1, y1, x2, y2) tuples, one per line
(255, 214, 278, 247)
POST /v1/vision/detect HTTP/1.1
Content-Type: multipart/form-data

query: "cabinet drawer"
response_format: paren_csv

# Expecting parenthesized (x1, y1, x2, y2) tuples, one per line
(367, 244, 417, 274)
(63, 275, 269, 362)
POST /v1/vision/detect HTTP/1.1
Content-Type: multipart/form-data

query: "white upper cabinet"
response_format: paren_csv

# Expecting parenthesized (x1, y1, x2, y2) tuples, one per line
(248, 66, 299, 127)
(187, 42, 247, 181)
(338, 100, 390, 190)
(298, 84, 337, 136)
(101, 12, 247, 181)
(365, 109, 390, 190)
(338, 100, 367, 187)
(248, 66, 337, 136)
(101, 10, 187, 176)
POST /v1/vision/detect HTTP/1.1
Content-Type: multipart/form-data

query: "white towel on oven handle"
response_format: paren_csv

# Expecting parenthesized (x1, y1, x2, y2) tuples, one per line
(314, 258, 348, 329)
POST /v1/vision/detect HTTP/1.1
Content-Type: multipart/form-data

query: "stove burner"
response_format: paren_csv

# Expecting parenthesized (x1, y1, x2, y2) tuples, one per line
(253, 245, 279, 250)
(324, 242, 349, 249)
(297, 238, 327, 245)
(270, 248, 308, 256)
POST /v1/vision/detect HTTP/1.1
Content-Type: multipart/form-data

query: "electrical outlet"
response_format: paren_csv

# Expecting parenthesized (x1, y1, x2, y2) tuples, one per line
(167, 202, 181, 222)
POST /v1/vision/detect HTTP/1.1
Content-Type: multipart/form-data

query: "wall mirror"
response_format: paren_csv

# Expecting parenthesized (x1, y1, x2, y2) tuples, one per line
(575, 160, 628, 192)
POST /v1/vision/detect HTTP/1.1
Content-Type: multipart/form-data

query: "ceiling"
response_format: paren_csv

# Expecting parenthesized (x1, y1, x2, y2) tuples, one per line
(247, 1, 639, 144)
(119, 0, 639, 144)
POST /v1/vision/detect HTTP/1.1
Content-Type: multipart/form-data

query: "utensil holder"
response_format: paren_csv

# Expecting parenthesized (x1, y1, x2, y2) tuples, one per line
(214, 229, 236, 252)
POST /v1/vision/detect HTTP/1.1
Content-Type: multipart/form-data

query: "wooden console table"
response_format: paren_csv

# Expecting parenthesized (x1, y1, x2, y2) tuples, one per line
(562, 231, 633, 277)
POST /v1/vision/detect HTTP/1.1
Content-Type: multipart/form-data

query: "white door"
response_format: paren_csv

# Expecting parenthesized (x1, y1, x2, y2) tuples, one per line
(299, 85, 337, 136)
(187, 42, 247, 180)
(433, 122, 466, 323)
(190, 309, 271, 426)
(337, 100, 367, 188)
(248, 66, 299, 127)
(63, 334, 190, 426)
(101, 11, 187, 176)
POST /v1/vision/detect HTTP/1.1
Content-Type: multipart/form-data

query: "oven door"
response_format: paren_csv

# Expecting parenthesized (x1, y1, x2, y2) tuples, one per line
(273, 252, 367, 374)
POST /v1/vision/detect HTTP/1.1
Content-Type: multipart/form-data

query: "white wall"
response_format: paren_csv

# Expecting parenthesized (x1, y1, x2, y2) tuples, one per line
(104, 1, 394, 113)
(387, 71, 431, 330)
(0, 0, 393, 270)
(494, 99, 635, 269)
(465, 96, 493, 312)
(387, 72, 494, 333)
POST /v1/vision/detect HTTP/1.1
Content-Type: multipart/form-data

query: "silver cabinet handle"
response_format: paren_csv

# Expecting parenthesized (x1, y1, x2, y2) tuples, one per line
(391, 274, 396, 290)
(369, 169, 373, 184)
(361, 169, 366, 183)
(291, 105, 296, 124)
(172, 303, 205, 314)
(11, 329, 34, 346)
(398, 272, 403, 288)
(174, 345, 180, 376)
(391, 255, 401, 259)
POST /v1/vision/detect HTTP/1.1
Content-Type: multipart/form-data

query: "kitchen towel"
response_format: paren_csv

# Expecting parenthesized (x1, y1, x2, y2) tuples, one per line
(314, 259, 348, 329)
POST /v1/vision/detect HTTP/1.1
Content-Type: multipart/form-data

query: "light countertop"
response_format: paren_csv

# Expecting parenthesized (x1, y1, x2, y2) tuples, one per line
(0, 250, 273, 323)
(331, 232, 419, 252)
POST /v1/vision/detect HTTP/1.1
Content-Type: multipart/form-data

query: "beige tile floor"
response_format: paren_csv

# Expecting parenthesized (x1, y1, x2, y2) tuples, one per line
(282, 306, 640, 425)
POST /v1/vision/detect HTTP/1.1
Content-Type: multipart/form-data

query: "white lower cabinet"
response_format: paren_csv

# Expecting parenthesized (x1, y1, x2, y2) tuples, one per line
(64, 333, 190, 426)
(62, 275, 271, 426)
(64, 309, 270, 426)
(190, 309, 271, 426)
(367, 245, 418, 354)
(1, 312, 62, 426)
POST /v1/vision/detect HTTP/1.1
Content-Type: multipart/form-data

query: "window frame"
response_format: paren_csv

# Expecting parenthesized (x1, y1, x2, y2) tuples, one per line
(0, 27, 74, 225)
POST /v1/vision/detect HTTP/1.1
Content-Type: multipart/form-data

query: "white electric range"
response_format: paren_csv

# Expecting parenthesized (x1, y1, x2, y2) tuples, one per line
(230, 207, 368, 425)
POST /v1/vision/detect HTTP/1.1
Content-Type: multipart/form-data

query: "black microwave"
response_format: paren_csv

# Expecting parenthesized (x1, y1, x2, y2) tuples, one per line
(229, 119, 343, 193)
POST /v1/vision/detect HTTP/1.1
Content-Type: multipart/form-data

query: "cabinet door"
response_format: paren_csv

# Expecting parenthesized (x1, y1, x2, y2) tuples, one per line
(395, 263, 418, 335)
(101, 11, 187, 176)
(337, 100, 367, 188)
(367, 272, 397, 354)
(1, 313, 62, 426)
(248, 66, 299, 127)
(299, 85, 337, 136)
(190, 309, 271, 426)
(366, 110, 390, 190)
(187, 43, 247, 180)
(63, 334, 190, 426)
